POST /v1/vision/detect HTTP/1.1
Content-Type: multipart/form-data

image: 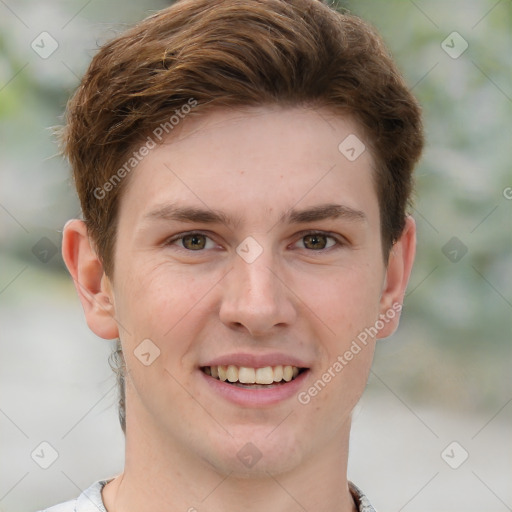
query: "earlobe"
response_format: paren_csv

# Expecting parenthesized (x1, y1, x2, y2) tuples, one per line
(377, 216, 416, 339)
(62, 219, 119, 340)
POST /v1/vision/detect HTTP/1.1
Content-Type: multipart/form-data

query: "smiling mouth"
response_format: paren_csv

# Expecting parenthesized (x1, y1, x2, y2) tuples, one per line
(200, 365, 307, 388)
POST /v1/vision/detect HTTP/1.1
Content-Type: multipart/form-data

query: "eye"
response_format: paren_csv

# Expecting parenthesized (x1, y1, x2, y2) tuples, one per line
(167, 232, 217, 251)
(295, 232, 339, 251)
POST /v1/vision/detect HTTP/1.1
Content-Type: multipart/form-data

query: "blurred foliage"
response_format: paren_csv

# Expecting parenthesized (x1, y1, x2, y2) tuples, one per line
(342, 0, 512, 347)
(0, 0, 510, 410)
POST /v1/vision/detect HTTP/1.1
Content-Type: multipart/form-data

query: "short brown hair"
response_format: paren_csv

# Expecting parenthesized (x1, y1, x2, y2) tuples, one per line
(61, 0, 423, 432)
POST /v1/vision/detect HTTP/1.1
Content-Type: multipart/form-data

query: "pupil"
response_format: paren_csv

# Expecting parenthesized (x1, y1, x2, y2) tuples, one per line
(184, 234, 205, 250)
(305, 234, 325, 249)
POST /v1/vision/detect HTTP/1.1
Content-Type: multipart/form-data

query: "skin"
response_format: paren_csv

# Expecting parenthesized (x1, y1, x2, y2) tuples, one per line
(62, 106, 415, 512)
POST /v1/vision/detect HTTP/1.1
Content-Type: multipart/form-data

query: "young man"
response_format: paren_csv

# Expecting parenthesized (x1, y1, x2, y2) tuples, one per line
(43, 0, 423, 510)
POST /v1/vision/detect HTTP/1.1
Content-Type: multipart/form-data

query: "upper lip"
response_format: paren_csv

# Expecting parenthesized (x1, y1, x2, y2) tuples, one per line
(201, 352, 310, 369)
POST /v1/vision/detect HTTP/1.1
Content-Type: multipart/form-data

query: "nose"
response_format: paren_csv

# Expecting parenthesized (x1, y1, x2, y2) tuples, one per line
(218, 247, 297, 337)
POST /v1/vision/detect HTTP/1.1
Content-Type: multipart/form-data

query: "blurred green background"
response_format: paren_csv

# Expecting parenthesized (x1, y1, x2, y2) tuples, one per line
(0, 1, 510, 511)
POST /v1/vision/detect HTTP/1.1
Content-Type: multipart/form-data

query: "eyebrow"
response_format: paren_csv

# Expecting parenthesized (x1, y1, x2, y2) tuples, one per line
(144, 202, 366, 228)
(284, 203, 366, 224)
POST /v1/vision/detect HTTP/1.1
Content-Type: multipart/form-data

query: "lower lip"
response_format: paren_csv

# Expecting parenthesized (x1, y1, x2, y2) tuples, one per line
(199, 369, 310, 407)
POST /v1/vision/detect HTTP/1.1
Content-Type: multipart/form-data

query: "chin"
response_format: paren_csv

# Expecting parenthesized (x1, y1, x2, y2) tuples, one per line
(203, 428, 305, 477)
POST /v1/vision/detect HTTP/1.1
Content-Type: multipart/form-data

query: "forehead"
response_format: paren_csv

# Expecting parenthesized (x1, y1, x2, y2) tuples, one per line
(118, 106, 379, 227)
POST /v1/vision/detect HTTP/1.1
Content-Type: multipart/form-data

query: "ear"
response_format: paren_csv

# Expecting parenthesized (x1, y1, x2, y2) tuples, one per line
(377, 216, 416, 339)
(62, 219, 119, 340)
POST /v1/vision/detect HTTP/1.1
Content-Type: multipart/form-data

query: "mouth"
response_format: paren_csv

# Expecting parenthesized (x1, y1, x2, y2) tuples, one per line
(200, 365, 308, 389)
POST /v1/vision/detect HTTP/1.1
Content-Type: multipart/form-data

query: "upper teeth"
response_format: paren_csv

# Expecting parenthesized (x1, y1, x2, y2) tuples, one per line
(204, 365, 300, 384)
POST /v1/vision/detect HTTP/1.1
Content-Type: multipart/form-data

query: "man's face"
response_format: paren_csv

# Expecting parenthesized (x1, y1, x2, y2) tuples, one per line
(107, 106, 401, 475)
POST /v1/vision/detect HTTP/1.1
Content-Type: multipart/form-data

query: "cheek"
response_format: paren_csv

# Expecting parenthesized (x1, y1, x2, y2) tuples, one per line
(296, 264, 383, 339)
(113, 260, 211, 340)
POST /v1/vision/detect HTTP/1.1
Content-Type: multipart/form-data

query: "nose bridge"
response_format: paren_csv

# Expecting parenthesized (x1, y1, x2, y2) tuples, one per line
(219, 243, 295, 333)
(235, 246, 281, 308)
(239, 251, 277, 299)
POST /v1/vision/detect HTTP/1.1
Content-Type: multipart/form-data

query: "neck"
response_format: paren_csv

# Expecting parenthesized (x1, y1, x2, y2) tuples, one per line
(104, 434, 357, 512)
(103, 402, 357, 512)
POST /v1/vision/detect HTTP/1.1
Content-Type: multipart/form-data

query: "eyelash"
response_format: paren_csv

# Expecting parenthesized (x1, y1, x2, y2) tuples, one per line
(165, 230, 345, 252)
